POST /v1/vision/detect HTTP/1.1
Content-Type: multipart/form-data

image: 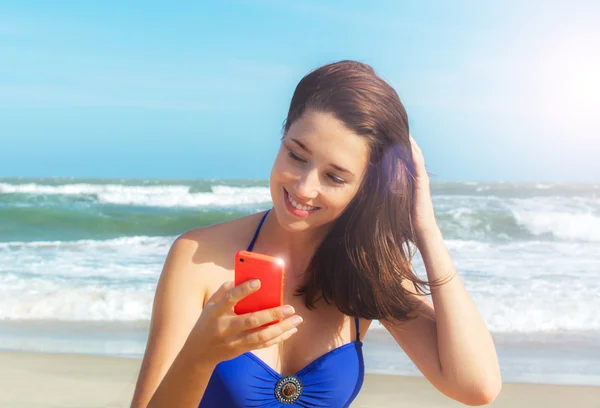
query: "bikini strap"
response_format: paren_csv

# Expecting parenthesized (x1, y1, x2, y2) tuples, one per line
(354, 317, 360, 342)
(246, 209, 270, 251)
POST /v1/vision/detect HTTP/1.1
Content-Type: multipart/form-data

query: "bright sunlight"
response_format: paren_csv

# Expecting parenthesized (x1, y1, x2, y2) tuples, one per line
(537, 32, 600, 137)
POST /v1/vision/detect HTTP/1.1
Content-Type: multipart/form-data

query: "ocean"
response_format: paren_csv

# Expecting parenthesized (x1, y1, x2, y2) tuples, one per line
(1, 178, 599, 385)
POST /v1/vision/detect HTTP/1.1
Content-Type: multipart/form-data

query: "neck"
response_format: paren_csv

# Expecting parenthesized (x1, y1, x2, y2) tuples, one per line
(258, 209, 329, 280)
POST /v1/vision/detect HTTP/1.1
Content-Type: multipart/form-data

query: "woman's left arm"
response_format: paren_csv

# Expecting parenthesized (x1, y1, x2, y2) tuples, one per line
(382, 136, 502, 406)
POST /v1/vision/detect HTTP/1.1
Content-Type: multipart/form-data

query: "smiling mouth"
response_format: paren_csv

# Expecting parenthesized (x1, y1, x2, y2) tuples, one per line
(284, 188, 319, 211)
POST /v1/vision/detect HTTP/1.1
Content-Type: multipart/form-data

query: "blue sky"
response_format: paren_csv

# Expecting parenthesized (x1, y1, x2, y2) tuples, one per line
(1, 1, 599, 182)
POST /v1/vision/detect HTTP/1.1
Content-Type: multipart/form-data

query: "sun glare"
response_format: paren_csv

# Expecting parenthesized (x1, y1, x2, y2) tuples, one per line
(537, 32, 600, 137)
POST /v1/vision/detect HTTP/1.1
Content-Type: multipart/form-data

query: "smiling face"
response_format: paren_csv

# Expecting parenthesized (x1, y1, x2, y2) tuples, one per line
(269, 109, 370, 232)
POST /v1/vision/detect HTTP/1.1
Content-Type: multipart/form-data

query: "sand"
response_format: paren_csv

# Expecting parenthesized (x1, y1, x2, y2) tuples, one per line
(0, 351, 598, 408)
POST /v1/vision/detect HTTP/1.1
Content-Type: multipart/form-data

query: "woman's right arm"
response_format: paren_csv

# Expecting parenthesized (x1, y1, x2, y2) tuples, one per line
(129, 233, 212, 408)
(130, 231, 302, 408)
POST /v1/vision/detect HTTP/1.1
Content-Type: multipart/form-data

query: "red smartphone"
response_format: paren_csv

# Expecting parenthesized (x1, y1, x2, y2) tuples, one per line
(234, 250, 285, 320)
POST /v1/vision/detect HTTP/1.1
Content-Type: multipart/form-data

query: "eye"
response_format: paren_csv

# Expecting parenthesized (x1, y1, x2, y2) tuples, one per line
(288, 151, 306, 163)
(328, 174, 346, 185)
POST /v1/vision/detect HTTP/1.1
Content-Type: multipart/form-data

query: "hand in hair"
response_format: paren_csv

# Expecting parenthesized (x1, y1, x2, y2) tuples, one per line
(409, 134, 438, 236)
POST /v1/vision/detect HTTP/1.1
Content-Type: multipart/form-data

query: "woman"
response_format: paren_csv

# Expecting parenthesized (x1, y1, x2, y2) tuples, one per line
(131, 60, 501, 408)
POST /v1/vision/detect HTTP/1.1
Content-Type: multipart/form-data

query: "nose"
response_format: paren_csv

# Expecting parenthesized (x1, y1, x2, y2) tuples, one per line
(293, 168, 319, 200)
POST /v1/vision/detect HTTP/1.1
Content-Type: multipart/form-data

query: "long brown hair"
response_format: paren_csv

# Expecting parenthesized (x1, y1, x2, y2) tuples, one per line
(284, 60, 437, 322)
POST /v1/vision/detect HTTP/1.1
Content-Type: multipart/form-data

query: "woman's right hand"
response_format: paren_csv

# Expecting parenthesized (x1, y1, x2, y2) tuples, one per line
(184, 279, 303, 366)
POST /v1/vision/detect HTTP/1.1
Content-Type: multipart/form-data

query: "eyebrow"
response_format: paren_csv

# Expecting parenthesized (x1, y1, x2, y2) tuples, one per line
(290, 138, 355, 176)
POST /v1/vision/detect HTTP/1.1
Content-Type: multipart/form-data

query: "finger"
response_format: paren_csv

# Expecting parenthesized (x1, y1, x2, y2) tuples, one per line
(245, 315, 304, 346)
(216, 279, 261, 312)
(233, 305, 296, 330)
(409, 133, 422, 151)
(260, 327, 298, 348)
(205, 280, 234, 306)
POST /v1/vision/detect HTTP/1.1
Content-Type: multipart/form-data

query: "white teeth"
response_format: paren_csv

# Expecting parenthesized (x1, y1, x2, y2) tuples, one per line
(287, 191, 316, 211)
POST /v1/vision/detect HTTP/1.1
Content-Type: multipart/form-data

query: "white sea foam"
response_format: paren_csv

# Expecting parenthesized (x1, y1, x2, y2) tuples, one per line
(517, 211, 600, 241)
(0, 182, 272, 207)
(0, 235, 172, 250)
(0, 236, 170, 321)
(509, 196, 600, 242)
(0, 182, 190, 196)
(97, 185, 272, 207)
(0, 274, 155, 320)
(364, 239, 600, 334)
(1, 236, 599, 332)
(432, 194, 600, 242)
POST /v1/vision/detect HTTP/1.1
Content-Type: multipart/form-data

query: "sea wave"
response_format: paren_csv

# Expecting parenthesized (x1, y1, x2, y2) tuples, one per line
(437, 198, 600, 243)
(1, 236, 599, 333)
(2, 201, 600, 245)
(0, 235, 173, 250)
(0, 182, 272, 208)
(0, 206, 251, 243)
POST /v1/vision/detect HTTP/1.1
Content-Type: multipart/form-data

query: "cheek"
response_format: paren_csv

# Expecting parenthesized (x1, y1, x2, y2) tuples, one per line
(317, 188, 356, 215)
(333, 186, 361, 212)
(272, 153, 297, 182)
(269, 157, 284, 201)
(270, 152, 286, 180)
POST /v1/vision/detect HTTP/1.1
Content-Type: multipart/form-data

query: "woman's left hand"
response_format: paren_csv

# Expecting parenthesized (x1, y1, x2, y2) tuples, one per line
(409, 134, 438, 235)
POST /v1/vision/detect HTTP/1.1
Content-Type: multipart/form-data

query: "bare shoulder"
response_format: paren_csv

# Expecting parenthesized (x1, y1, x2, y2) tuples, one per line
(130, 212, 264, 408)
(173, 212, 266, 295)
(179, 211, 264, 249)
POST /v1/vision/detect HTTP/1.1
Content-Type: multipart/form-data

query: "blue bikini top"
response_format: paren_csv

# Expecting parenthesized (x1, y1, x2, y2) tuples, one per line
(198, 210, 365, 407)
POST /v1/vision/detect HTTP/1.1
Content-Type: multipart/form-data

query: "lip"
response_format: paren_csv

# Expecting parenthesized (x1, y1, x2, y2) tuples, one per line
(283, 188, 319, 217)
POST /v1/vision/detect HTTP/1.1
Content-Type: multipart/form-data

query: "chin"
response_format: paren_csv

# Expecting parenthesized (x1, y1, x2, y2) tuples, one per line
(271, 202, 315, 232)
(270, 189, 323, 233)
(273, 206, 340, 237)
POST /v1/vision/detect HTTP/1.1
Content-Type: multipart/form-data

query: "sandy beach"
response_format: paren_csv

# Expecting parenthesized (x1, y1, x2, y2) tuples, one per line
(1, 351, 598, 408)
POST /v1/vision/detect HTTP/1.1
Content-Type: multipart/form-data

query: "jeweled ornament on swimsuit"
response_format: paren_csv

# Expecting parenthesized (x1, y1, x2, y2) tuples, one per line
(274, 375, 303, 404)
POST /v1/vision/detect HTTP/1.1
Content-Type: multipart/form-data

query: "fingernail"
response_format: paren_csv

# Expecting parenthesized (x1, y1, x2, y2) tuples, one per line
(289, 315, 303, 325)
(249, 279, 260, 289)
(282, 305, 295, 317)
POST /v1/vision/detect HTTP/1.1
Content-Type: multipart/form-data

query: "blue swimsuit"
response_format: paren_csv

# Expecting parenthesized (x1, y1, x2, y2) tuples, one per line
(199, 210, 365, 407)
